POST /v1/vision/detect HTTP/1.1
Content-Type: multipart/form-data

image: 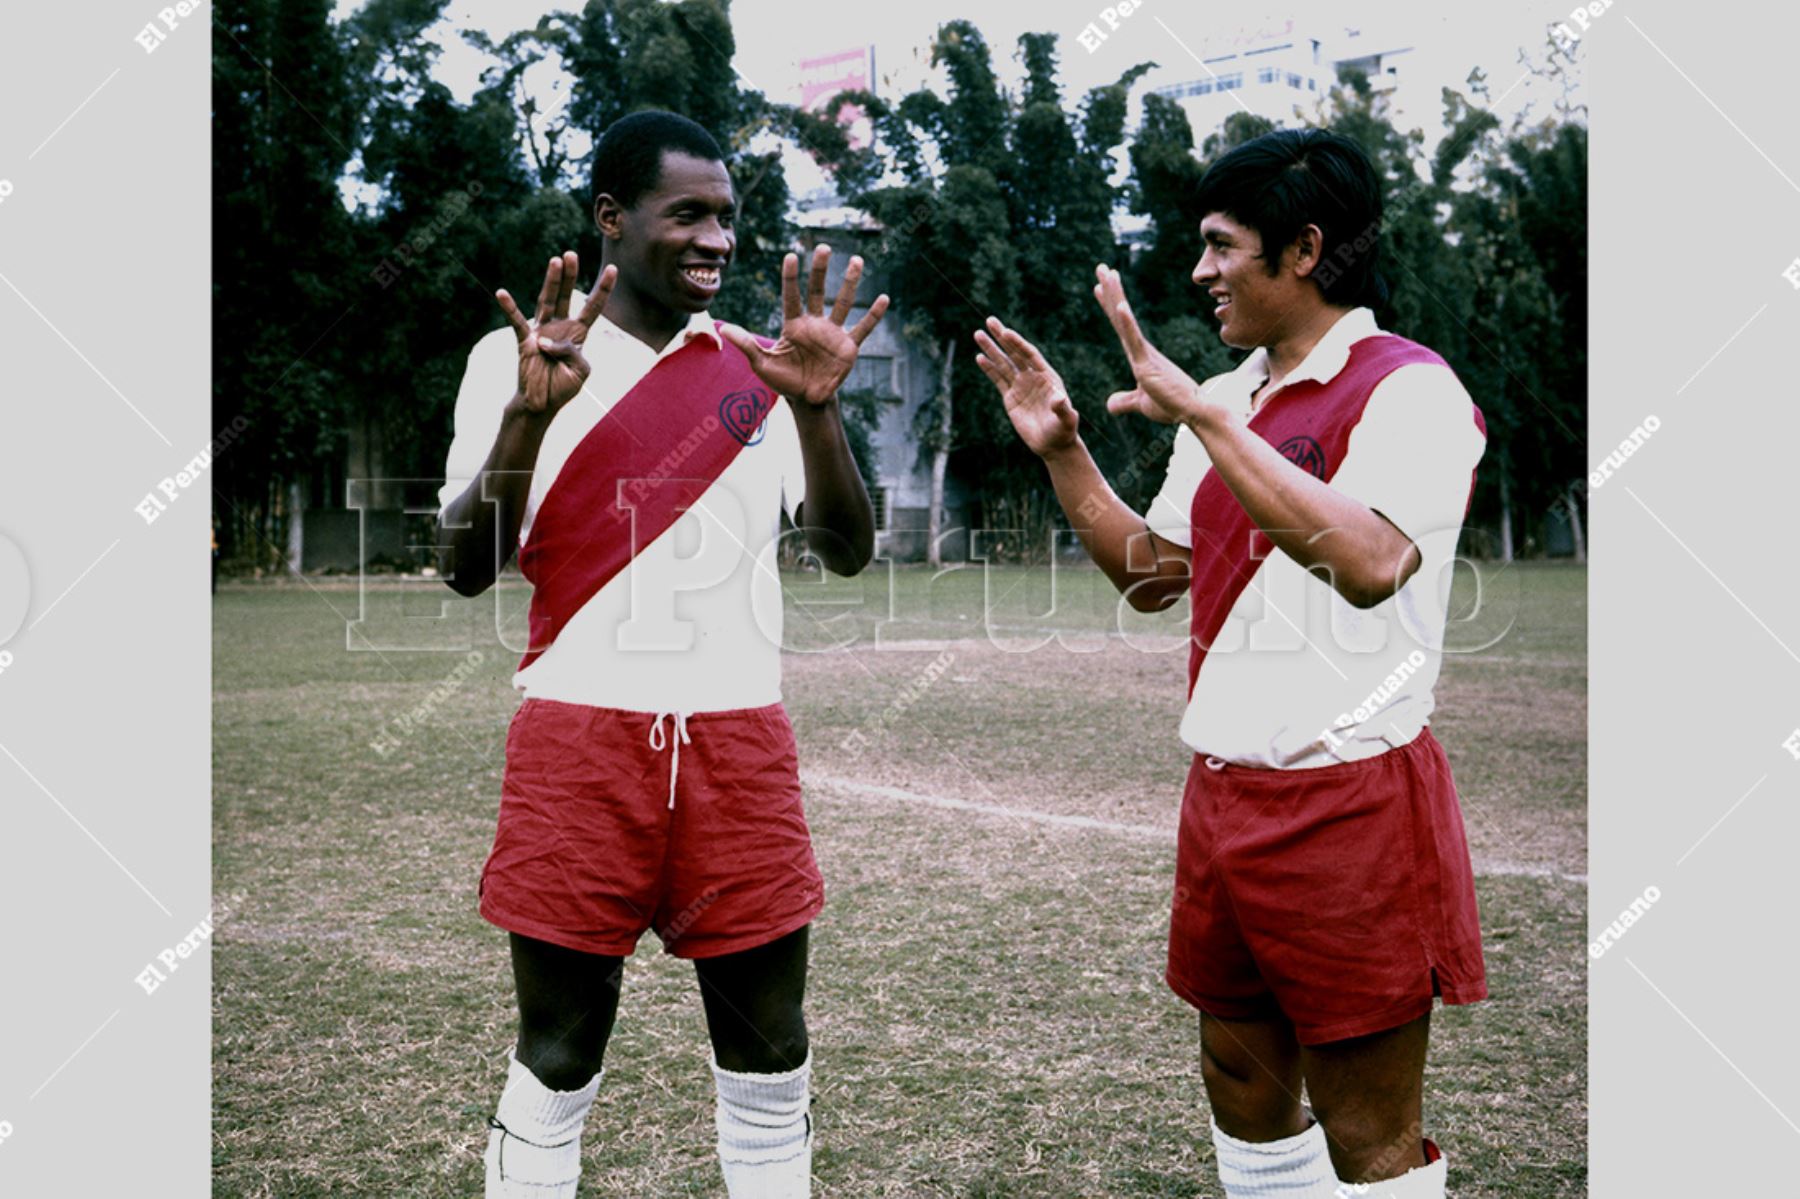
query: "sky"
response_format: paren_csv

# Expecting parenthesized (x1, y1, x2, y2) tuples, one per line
(332, 0, 1585, 205)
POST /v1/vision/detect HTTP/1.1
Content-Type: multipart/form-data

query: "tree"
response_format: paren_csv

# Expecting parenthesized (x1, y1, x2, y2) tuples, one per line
(820, 23, 1157, 561)
(213, 0, 363, 569)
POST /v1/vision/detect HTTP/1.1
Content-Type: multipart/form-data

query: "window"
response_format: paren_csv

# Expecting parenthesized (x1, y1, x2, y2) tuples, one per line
(870, 487, 890, 531)
(846, 355, 897, 398)
(1257, 67, 1278, 84)
(1286, 72, 1303, 88)
(1216, 72, 1244, 91)
(1308, 78, 1317, 91)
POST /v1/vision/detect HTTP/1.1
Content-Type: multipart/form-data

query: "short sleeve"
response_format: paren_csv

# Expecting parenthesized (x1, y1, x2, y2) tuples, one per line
(436, 326, 519, 518)
(1143, 421, 1213, 549)
(771, 397, 807, 519)
(1328, 362, 1487, 544)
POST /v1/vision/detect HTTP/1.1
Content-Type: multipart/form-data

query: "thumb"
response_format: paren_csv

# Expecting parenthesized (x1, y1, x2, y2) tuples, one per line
(718, 322, 764, 362)
(1105, 388, 1147, 418)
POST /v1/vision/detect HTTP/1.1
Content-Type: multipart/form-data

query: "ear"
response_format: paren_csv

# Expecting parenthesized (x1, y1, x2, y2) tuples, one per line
(1289, 223, 1326, 278)
(594, 193, 625, 241)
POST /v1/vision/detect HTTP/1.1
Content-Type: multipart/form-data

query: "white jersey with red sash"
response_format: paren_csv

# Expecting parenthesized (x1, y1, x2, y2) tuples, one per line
(1145, 307, 1486, 769)
(438, 303, 807, 713)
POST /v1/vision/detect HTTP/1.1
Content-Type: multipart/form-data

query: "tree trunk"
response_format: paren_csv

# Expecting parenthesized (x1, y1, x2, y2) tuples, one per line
(286, 479, 306, 574)
(1497, 463, 1514, 563)
(926, 336, 955, 567)
(1565, 484, 1586, 564)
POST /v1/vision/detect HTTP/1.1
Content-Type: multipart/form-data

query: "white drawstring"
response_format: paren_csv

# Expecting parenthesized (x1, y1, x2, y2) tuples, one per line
(648, 712, 692, 809)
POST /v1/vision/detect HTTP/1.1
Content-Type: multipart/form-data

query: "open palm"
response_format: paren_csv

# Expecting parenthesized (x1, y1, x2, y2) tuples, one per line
(973, 317, 1079, 457)
(1093, 264, 1207, 426)
(720, 244, 890, 407)
(494, 251, 619, 415)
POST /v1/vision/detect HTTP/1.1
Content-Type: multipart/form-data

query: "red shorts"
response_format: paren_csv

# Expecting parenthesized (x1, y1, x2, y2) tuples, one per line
(1166, 727, 1486, 1045)
(479, 699, 824, 960)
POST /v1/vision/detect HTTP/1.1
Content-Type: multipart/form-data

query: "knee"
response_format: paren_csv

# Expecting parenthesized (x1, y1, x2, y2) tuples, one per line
(715, 1026, 809, 1075)
(1201, 1045, 1303, 1140)
(516, 1032, 606, 1092)
(1311, 1104, 1423, 1181)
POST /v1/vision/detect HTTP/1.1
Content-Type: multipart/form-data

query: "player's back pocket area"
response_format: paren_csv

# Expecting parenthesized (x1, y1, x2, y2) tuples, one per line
(1166, 727, 1486, 1045)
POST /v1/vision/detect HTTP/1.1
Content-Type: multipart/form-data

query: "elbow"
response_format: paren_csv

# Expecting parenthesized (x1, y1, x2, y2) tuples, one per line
(441, 553, 494, 598)
(445, 574, 489, 599)
(1338, 556, 1413, 610)
(801, 520, 874, 578)
(1126, 589, 1167, 614)
(1125, 574, 1188, 613)
(1341, 581, 1388, 610)
(819, 547, 873, 578)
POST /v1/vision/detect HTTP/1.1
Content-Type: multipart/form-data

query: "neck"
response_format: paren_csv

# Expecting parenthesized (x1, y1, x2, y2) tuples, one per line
(599, 278, 688, 353)
(1264, 303, 1355, 380)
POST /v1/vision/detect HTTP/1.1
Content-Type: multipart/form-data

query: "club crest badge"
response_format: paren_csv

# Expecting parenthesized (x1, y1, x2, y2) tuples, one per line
(718, 388, 774, 446)
(1276, 434, 1327, 479)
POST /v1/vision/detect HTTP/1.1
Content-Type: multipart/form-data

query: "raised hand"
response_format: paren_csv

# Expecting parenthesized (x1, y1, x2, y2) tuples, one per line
(973, 317, 1080, 459)
(1093, 264, 1220, 428)
(718, 244, 891, 407)
(495, 252, 619, 415)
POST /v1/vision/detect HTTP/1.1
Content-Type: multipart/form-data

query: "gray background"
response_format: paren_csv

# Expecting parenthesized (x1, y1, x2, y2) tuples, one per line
(0, 0, 1794, 1193)
(0, 0, 212, 1194)
(1591, 2, 1800, 1193)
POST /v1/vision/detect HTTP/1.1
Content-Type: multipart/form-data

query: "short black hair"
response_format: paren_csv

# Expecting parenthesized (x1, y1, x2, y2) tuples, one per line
(1193, 128, 1389, 309)
(589, 110, 725, 211)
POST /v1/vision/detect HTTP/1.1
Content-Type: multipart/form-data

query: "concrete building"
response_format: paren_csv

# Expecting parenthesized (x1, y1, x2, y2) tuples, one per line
(1144, 20, 1417, 141)
(791, 207, 974, 563)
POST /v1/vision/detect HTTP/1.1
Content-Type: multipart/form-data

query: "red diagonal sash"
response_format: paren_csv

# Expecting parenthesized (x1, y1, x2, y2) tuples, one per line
(515, 326, 775, 671)
(1184, 335, 1470, 696)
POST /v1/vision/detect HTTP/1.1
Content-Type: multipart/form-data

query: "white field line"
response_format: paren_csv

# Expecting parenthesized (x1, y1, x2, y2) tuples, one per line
(803, 774, 1587, 884)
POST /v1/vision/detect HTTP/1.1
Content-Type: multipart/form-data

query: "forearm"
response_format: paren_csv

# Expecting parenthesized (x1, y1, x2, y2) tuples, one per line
(1186, 410, 1414, 607)
(791, 399, 874, 576)
(438, 395, 553, 597)
(1040, 436, 1189, 611)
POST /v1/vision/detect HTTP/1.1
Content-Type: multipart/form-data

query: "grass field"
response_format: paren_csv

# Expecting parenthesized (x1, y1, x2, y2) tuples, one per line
(212, 560, 1586, 1197)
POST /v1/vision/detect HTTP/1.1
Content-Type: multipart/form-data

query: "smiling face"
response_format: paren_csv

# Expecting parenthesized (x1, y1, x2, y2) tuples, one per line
(596, 150, 736, 319)
(1191, 211, 1322, 350)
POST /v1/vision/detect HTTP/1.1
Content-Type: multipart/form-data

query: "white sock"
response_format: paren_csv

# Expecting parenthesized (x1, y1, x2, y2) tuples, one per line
(711, 1051, 813, 1198)
(1340, 1151, 1447, 1199)
(484, 1047, 601, 1198)
(1211, 1118, 1343, 1198)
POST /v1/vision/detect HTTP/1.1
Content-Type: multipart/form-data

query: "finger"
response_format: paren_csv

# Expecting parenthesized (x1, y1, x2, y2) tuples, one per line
(1106, 388, 1149, 417)
(1092, 263, 1126, 331)
(996, 324, 1049, 373)
(1099, 267, 1152, 362)
(534, 256, 561, 325)
(847, 293, 889, 346)
(981, 316, 1022, 371)
(972, 327, 1017, 384)
(576, 263, 618, 334)
(556, 251, 578, 318)
(829, 255, 863, 325)
(973, 352, 1007, 394)
(806, 243, 830, 317)
(496, 289, 532, 344)
(781, 253, 801, 323)
(717, 322, 765, 364)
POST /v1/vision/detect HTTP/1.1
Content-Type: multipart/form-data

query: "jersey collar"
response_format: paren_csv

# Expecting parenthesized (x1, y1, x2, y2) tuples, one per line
(1238, 306, 1382, 399)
